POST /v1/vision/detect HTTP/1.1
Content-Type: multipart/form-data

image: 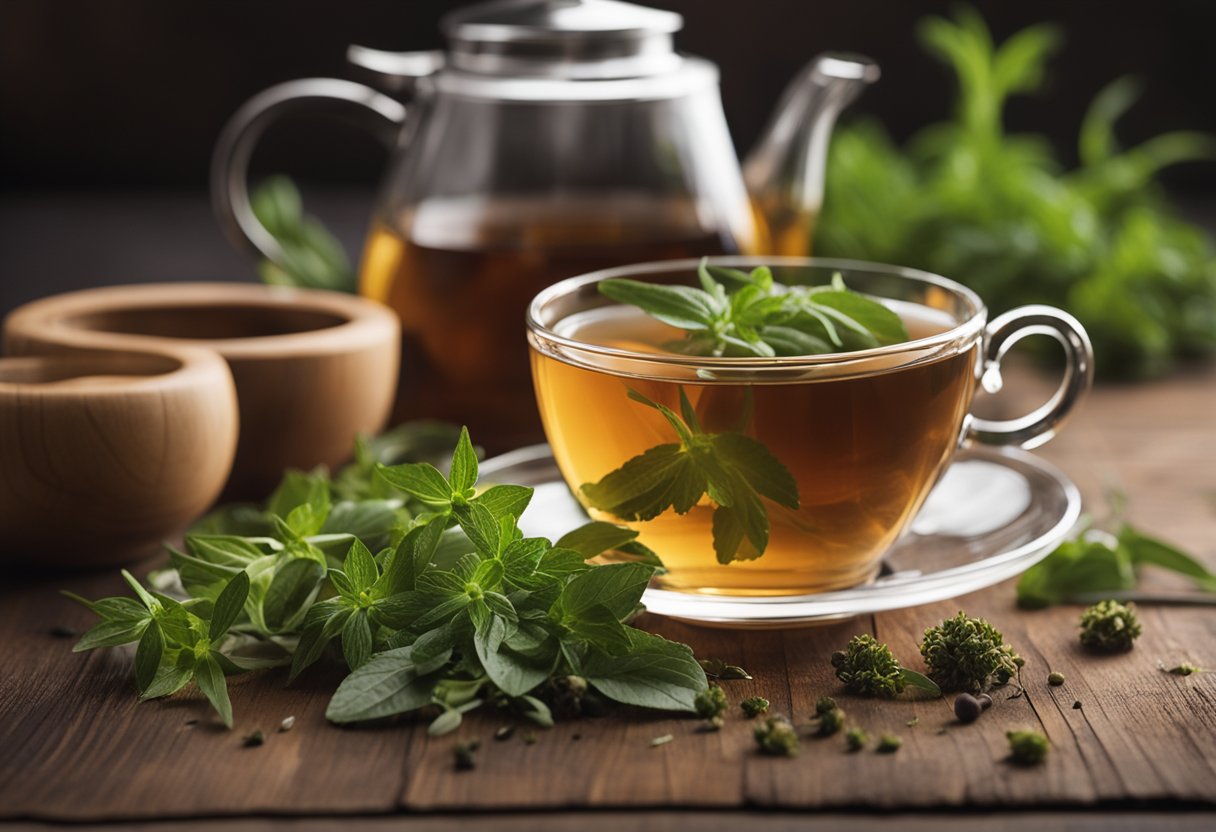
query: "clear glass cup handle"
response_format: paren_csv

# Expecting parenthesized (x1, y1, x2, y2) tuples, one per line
(966, 305, 1094, 450)
(210, 78, 407, 267)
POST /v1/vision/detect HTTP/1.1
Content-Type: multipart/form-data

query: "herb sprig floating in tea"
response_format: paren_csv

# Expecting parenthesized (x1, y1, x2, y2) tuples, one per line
(65, 425, 708, 729)
(598, 258, 909, 358)
(580, 387, 799, 564)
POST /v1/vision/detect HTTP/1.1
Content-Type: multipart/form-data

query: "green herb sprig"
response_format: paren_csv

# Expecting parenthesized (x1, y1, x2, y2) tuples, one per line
(66, 425, 709, 729)
(816, 8, 1216, 379)
(1017, 520, 1216, 609)
(599, 259, 908, 359)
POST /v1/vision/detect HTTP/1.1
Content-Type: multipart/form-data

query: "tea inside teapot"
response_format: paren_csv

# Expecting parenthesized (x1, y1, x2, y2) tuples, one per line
(213, 0, 877, 451)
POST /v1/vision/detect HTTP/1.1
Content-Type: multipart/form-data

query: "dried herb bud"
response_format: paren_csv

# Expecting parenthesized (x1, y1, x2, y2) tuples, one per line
(1047, 672, 1065, 686)
(50, 625, 78, 638)
(754, 715, 799, 757)
(242, 730, 265, 748)
(741, 696, 770, 718)
(721, 665, 753, 680)
(815, 696, 838, 715)
(279, 716, 296, 732)
(906, 716, 920, 728)
(954, 693, 983, 724)
(650, 734, 674, 748)
(877, 734, 902, 753)
(921, 611, 1022, 693)
(1079, 599, 1142, 653)
(1072, 700, 1082, 710)
(816, 707, 845, 736)
(695, 685, 729, 728)
(845, 727, 869, 751)
(494, 725, 515, 741)
(454, 740, 479, 770)
(1007, 729, 1049, 765)
(833, 634, 906, 698)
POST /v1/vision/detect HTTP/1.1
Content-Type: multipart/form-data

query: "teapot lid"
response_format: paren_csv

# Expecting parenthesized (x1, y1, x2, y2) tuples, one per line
(441, 0, 684, 79)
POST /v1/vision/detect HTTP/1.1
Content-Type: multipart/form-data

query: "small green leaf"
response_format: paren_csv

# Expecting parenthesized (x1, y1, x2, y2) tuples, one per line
(453, 501, 502, 558)
(448, 426, 479, 494)
(343, 539, 380, 593)
(195, 653, 234, 728)
(375, 517, 446, 596)
(376, 462, 454, 505)
(342, 610, 373, 671)
(899, 668, 943, 697)
(555, 562, 654, 622)
(472, 484, 534, 522)
(326, 646, 443, 724)
(72, 618, 150, 652)
(134, 621, 164, 694)
(598, 278, 719, 331)
(580, 629, 707, 713)
(263, 558, 325, 632)
(209, 570, 250, 641)
(555, 521, 640, 558)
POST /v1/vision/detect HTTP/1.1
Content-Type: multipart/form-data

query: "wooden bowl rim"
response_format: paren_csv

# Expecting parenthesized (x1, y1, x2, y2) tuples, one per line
(0, 346, 231, 397)
(3, 282, 399, 359)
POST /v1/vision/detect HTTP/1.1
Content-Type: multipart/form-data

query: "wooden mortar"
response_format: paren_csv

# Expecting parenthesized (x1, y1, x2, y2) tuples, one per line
(3, 283, 401, 497)
(0, 348, 238, 566)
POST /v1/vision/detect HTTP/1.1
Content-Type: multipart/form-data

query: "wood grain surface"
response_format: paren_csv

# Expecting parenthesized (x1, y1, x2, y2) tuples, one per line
(1, 365, 1214, 825)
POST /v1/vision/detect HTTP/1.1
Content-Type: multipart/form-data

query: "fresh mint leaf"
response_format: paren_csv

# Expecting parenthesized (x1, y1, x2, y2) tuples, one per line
(376, 462, 453, 506)
(472, 484, 534, 522)
(262, 558, 325, 632)
(326, 645, 444, 723)
(554, 562, 653, 623)
(195, 652, 234, 728)
(556, 521, 640, 558)
(580, 629, 707, 713)
(581, 387, 799, 563)
(808, 289, 908, 346)
(209, 571, 250, 642)
(134, 621, 164, 693)
(341, 610, 374, 670)
(448, 426, 479, 496)
(1119, 527, 1216, 591)
(598, 279, 719, 331)
(343, 540, 380, 593)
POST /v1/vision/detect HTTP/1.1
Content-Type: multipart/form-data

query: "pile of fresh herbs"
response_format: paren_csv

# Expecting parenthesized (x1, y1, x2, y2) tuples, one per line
(66, 424, 707, 730)
(815, 8, 1216, 379)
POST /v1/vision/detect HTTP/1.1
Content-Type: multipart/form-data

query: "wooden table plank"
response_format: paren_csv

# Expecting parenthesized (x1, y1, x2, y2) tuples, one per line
(1, 366, 1214, 821)
(5, 811, 1216, 832)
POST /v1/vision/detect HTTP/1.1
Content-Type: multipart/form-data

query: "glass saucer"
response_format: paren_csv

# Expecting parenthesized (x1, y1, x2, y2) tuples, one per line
(480, 444, 1081, 628)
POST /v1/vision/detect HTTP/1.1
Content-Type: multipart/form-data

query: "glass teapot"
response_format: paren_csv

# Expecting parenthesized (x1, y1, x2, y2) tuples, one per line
(212, 0, 878, 450)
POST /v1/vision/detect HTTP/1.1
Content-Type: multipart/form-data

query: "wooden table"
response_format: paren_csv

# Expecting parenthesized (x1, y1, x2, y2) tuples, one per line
(2, 363, 1214, 832)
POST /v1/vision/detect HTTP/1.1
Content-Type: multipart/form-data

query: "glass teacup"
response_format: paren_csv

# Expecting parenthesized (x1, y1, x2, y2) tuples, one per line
(527, 257, 1091, 596)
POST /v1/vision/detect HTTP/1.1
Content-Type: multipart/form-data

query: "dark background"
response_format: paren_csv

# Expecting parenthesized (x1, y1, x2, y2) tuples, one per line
(1, 0, 1213, 312)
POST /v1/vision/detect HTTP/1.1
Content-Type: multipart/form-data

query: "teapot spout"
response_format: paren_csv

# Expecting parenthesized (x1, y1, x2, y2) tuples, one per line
(743, 53, 879, 256)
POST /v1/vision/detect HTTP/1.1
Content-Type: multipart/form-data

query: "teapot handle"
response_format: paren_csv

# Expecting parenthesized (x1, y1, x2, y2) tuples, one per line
(210, 78, 407, 266)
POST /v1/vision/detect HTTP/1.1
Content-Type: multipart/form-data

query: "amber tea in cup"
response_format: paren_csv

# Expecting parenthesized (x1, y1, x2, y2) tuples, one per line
(528, 257, 1092, 597)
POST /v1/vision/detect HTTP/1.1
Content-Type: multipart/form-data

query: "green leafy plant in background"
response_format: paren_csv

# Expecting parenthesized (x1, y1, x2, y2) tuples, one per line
(66, 425, 707, 730)
(815, 7, 1216, 379)
(251, 175, 356, 292)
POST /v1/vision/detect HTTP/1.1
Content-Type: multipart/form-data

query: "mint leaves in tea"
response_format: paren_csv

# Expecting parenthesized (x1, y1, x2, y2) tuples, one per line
(530, 262, 978, 595)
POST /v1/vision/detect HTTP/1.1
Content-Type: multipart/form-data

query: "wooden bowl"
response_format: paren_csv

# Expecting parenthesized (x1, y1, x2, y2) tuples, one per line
(0, 349, 238, 566)
(3, 283, 400, 497)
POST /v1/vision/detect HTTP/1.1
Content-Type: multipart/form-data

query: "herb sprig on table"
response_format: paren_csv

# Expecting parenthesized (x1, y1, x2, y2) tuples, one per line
(66, 425, 708, 729)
